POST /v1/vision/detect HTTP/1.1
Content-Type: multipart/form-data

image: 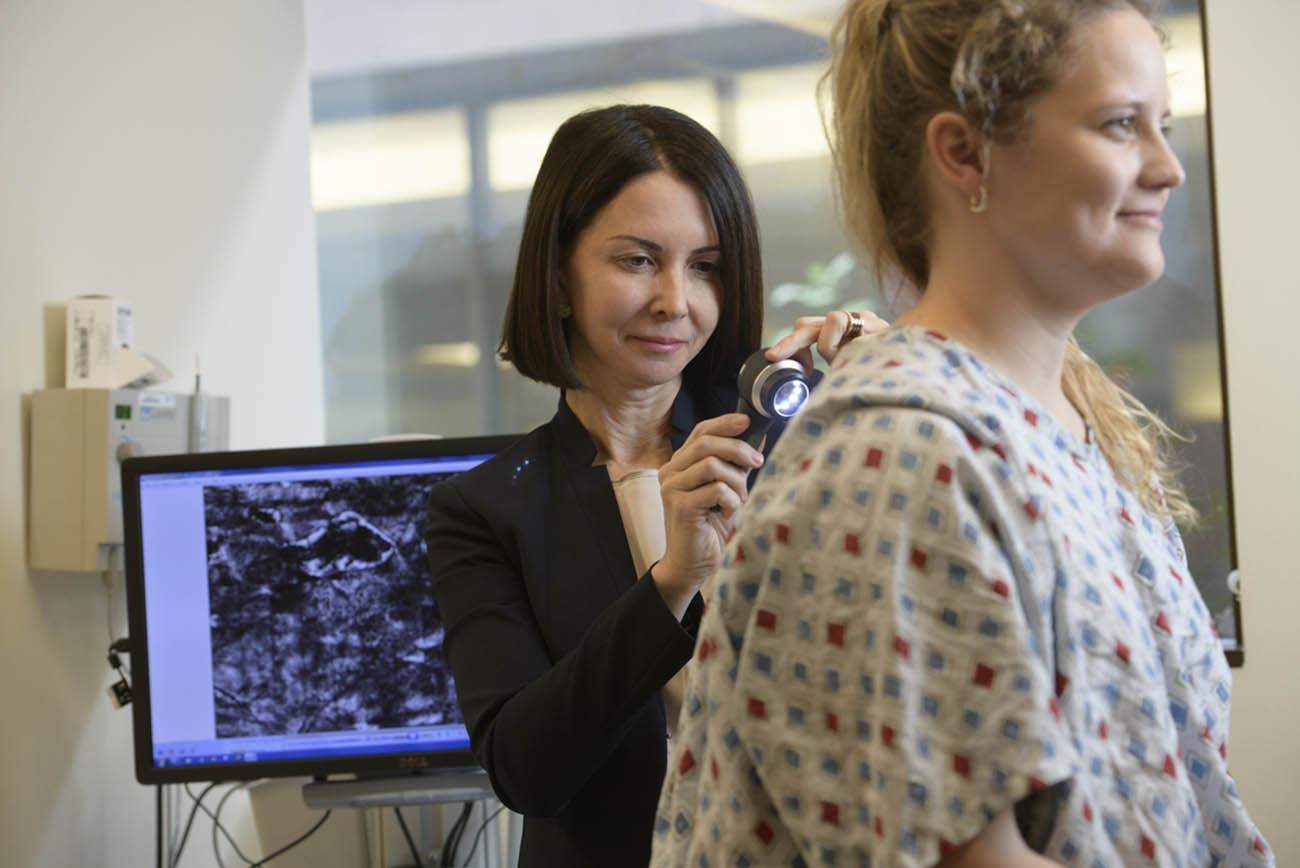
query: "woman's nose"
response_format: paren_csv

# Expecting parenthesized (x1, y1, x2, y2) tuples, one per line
(1143, 128, 1186, 191)
(652, 269, 690, 318)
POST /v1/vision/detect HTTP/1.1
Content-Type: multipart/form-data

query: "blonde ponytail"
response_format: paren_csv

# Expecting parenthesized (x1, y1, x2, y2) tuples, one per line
(823, 0, 913, 285)
(1063, 339, 1196, 524)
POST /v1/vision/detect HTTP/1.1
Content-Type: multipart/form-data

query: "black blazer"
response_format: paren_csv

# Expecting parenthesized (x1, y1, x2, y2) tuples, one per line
(426, 381, 770, 867)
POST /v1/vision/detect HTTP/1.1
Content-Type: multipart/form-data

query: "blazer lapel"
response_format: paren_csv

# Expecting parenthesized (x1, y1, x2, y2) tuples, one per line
(542, 397, 638, 650)
(539, 389, 720, 651)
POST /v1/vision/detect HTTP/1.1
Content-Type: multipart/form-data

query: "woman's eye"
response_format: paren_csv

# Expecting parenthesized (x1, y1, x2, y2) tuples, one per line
(622, 255, 654, 270)
(1106, 115, 1138, 133)
(692, 259, 718, 276)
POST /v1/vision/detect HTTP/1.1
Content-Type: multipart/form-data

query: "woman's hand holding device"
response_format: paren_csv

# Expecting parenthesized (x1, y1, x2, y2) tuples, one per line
(652, 413, 762, 619)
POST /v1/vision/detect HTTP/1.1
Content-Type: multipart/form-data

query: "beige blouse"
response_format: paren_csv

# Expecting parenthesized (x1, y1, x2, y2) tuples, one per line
(609, 468, 689, 739)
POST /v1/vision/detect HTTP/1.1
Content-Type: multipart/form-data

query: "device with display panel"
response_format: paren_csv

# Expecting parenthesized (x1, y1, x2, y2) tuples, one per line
(120, 435, 518, 785)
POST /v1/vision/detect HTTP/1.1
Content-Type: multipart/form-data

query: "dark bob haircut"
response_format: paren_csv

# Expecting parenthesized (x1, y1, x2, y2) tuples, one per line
(498, 104, 764, 391)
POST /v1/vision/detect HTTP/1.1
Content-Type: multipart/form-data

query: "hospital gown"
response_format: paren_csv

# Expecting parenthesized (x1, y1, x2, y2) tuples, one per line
(652, 326, 1272, 868)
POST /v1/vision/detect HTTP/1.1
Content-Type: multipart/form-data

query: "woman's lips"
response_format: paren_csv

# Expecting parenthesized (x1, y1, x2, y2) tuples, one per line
(1118, 210, 1163, 229)
(630, 336, 686, 352)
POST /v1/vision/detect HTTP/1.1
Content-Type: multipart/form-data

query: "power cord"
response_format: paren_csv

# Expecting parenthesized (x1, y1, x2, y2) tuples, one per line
(392, 806, 424, 868)
(439, 802, 474, 867)
(196, 782, 252, 867)
(173, 781, 332, 868)
(171, 782, 220, 867)
(459, 804, 506, 867)
(248, 809, 332, 867)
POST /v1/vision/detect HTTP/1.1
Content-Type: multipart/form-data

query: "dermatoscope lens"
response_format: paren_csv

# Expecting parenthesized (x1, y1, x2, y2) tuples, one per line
(771, 379, 810, 418)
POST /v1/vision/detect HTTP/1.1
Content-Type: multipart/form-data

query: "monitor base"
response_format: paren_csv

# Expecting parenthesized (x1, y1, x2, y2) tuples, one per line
(302, 768, 493, 808)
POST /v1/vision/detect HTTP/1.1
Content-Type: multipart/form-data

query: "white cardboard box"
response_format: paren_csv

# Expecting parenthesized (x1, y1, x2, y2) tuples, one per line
(65, 295, 134, 388)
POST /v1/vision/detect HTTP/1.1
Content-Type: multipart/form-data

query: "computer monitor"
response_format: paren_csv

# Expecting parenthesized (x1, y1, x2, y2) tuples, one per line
(120, 435, 519, 785)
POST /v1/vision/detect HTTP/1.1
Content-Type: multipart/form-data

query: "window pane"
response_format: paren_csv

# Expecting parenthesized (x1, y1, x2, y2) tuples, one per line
(305, 0, 1241, 652)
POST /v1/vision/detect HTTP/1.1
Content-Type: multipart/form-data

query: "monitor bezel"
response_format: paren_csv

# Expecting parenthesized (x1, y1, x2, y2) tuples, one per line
(121, 435, 520, 785)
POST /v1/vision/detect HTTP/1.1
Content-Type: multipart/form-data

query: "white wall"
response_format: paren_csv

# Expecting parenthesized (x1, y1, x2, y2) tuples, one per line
(1205, 0, 1300, 862)
(0, 1, 329, 865)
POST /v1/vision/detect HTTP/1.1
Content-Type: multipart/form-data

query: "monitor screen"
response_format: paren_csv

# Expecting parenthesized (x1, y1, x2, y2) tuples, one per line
(120, 436, 519, 784)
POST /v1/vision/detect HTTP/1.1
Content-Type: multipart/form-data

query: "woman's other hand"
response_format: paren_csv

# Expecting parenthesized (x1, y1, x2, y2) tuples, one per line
(766, 309, 890, 372)
(652, 413, 763, 619)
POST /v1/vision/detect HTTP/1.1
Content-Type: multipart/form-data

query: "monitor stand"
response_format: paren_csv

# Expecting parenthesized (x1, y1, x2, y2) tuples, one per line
(302, 767, 493, 809)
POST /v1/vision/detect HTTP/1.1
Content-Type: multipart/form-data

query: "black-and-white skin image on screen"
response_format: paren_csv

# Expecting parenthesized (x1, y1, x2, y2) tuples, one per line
(204, 473, 460, 739)
(136, 450, 493, 772)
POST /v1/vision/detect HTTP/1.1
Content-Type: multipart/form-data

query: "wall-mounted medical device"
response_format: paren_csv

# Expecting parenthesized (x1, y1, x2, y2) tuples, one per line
(29, 388, 230, 572)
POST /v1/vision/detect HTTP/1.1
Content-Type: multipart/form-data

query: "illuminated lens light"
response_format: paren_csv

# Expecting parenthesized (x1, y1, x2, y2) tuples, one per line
(771, 379, 810, 418)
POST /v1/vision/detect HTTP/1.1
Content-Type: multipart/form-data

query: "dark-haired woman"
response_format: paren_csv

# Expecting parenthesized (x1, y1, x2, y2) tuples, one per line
(425, 104, 885, 866)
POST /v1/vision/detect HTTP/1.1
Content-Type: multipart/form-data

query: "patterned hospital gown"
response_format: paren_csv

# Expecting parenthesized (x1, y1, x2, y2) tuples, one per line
(652, 326, 1272, 868)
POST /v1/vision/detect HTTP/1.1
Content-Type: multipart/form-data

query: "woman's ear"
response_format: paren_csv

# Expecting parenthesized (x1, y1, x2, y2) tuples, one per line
(924, 111, 987, 205)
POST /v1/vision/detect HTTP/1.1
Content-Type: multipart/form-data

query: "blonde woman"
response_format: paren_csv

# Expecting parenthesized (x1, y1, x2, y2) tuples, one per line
(652, 1, 1272, 866)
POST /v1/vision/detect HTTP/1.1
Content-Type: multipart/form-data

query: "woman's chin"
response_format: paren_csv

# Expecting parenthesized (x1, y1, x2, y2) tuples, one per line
(1092, 248, 1167, 301)
(626, 364, 688, 390)
(575, 357, 688, 392)
(1123, 256, 1167, 295)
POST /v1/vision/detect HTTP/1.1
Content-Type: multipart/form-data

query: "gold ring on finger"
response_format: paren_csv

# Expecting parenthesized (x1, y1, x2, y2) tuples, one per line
(842, 310, 865, 343)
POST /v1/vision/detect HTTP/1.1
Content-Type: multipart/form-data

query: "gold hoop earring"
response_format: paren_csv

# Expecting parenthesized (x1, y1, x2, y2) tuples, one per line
(969, 185, 988, 214)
